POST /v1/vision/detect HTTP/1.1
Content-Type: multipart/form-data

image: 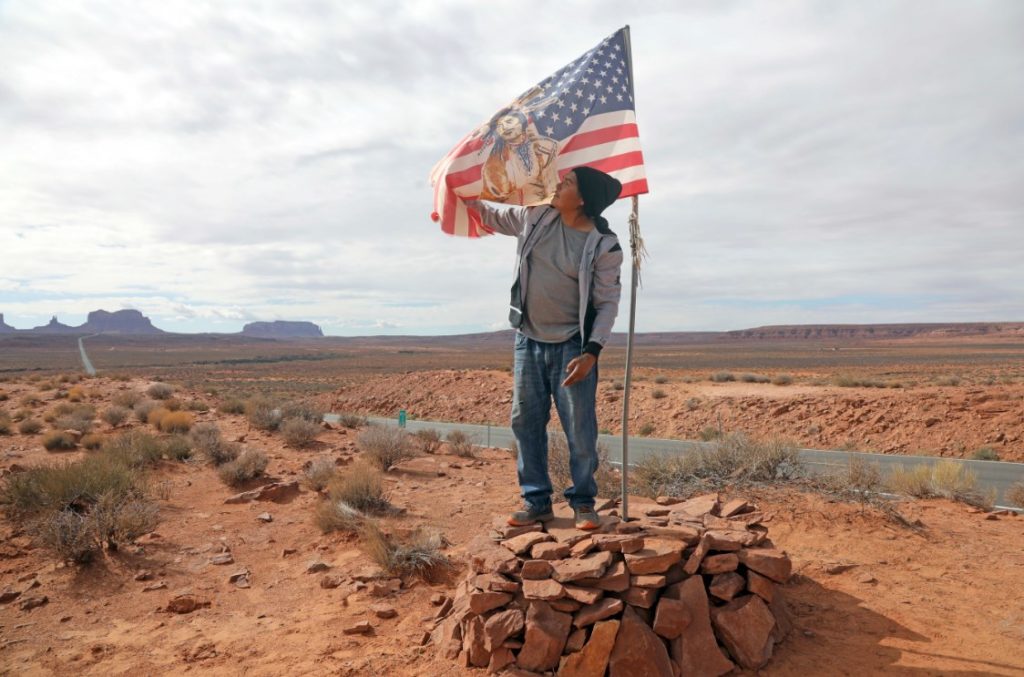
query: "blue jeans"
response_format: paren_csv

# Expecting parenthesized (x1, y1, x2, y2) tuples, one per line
(511, 331, 599, 511)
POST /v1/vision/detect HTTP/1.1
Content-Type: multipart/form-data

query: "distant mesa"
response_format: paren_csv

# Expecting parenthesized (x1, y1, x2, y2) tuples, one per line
(31, 316, 80, 334)
(80, 309, 163, 335)
(240, 320, 324, 339)
(0, 313, 15, 334)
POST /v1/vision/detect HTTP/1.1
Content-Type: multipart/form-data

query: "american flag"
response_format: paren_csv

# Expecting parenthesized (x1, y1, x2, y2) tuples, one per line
(430, 26, 648, 237)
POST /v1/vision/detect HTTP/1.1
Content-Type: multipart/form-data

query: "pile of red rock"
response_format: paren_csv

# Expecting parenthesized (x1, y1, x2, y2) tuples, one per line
(431, 494, 793, 676)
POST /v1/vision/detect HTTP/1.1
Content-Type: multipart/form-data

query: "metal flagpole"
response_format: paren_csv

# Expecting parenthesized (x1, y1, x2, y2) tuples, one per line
(619, 25, 645, 522)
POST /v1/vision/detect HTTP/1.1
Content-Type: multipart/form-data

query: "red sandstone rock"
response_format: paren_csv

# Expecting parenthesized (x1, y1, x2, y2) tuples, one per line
(709, 572, 745, 601)
(587, 560, 630, 592)
(464, 615, 490, 667)
(552, 551, 614, 583)
(710, 595, 776, 670)
(675, 493, 719, 517)
(573, 597, 624, 628)
(631, 574, 667, 588)
(738, 548, 792, 583)
(564, 626, 587, 654)
(503, 531, 554, 556)
(469, 590, 514, 614)
(532, 541, 571, 560)
(518, 601, 573, 672)
(563, 584, 603, 605)
(523, 578, 565, 601)
(608, 605, 674, 676)
(558, 618, 620, 677)
(521, 559, 554, 580)
(719, 499, 753, 517)
(484, 608, 525, 652)
(747, 570, 775, 602)
(623, 539, 684, 575)
(487, 647, 515, 674)
(702, 530, 746, 551)
(616, 585, 659, 609)
(652, 596, 690, 639)
(701, 553, 739, 574)
(663, 577, 735, 677)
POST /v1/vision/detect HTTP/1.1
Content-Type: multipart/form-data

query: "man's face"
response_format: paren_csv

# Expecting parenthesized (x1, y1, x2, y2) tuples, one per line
(551, 171, 583, 211)
(496, 115, 525, 141)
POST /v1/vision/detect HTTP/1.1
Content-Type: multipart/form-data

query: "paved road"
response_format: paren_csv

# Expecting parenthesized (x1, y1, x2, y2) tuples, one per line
(324, 414, 1024, 511)
(78, 334, 97, 376)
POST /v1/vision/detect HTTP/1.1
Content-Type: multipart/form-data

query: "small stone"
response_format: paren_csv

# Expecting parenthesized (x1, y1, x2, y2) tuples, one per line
(281, 548, 297, 557)
(166, 595, 209, 614)
(320, 575, 345, 589)
(630, 574, 666, 588)
(615, 521, 644, 534)
(531, 541, 571, 560)
(623, 539, 684, 575)
(502, 531, 553, 556)
(483, 608, 525, 652)
(19, 595, 48, 611)
(710, 595, 776, 670)
(551, 598, 582, 613)
(857, 572, 877, 584)
(674, 493, 719, 517)
(306, 560, 330, 573)
(737, 548, 792, 583)
(559, 619, 619, 676)
(719, 499, 753, 517)
(256, 512, 273, 523)
(652, 597, 690, 639)
(430, 593, 447, 605)
(563, 584, 603, 605)
(134, 571, 153, 581)
(573, 597, 624, 628)
(523, 578, 565, 601)
(609, 605, 674, 676)
(371, 604, 397, 619)
(209, 553, 234, 566)
(469, 591, 514, 614)
(229, 570, 251, 588)
(709, 572, 745, 601)
(552, 550, 614, 583)
(655, 495, 683, 505)
(343, 620, 373, 635)
(487, 647, 515, 673)
(588, 560, 630, 592)
(747, 570, 775, 602)
(702, 530, 746, 551)
(142, 581, 167, 592)
(642, 507, 670, 517)
(565, 626, 587, 653)
(517, 601, 572, 672)
(616, 586, 659, 609)
(569, 537, 596, 557)
(663, 577, 734, 676)
(1, 589, 22, 603)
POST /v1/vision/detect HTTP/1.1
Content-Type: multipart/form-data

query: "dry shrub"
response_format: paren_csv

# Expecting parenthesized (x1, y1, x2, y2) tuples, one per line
(548, 435, 621, 499)
(147, 383, 174, 400)
(302, 458, 337, 491)
(361, 521, 451, 582)
(314, 499, 367, 534)
(971, 447, 999, 461)
(633, 434, 803, 498)
(930, 461, 989, 507)
(133, 400, 160, 423)
(31, 509, 95, 563)
(336, 413, 368, 429)
(19, 395, 40, 408)
(217, 448, 268, 486)
(739, 373, 770, 384)
(185, 399, 209, 412)
(325, 461, 391, 513)
(1, 454, 143, 521)
(42, 431, 78, 451)
(112, 391, 143, 409)
(81, 434, 104, 450)
(711, 372, 735, 382)
(162, 435, 192, 461)
(67, 387, 85, 402)
(411, 428, 443, 454)
(158, 411, 193, 434)
(359, 426, 415, 470)
(219, 397, 246, 415)
(772, 374, 794, 386)
(54, 413, 94, 435)
(146, 407, 169, 428)
(281, 417, 321, 448)
(163, 398, 183, 412)
(653, 375, 669, 384)
(281, 401, 323, 424)
(101, 406, 130, 427)
(245, 396, 282, 431)
(0, 413, 10, 435)
(686, 397, 701, 411)
(637, 423, 656, 436)
(611, 381, 624, 391)
(446, 430, 476, 458)
(651, 389, 667, 400)
(19, 419, 43, 435)
(88, 491, 159, 550)
(0, 390, 7, 401)
(102, 430, 165, 467)
(886, 464, 934, 498)
(189, 423, 235, 464)
(1006, 482, 1024, 509)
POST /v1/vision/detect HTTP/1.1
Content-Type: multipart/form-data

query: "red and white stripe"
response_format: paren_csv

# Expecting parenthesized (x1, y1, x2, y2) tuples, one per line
(430, 109, 648, 237)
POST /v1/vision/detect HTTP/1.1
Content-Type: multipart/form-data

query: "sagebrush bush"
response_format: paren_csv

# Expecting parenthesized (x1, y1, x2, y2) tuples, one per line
(336, 413, 367, 429)
(189, 423, 225, 458)
(18, 418, 43, 435)
(886, 464, 934, 498)
(217, 448, 268, 486)
(245, 396, 282, 431)
(281, 401, 323, 424)
(147, 383, 174, 400)
(651, 389, 667, 400)
(162, 435, 192, 461)
(739, 373, 771, 384)
(653, 375, 669, 384)
(324, 461, 391, 514)
(102, 430, 164, 468)
(1007, 482, 1024, 509)
(42, 431, 78, 451)
(412, 428, 443, 454)
(81, 433, 104, 450)
(361, 521, 451, 582)
(158, 411, 193, 434)
(314, 499, 367, 534)
(446, 430, 475, 458)
(112, 391, 143, 409)
(772, 374, 794, 386)
(163, 398, 183, 412)
(0, 413, 10, 435)
(302, 458, 337, 491)
(101, 406, 130, 427)
(146, 407, 170, 428)
(219, 397, 246, 415)
(711, 372, 736, 383)
(0, 454, 142, 520)
(185, 399, 209, 412)
(971, 447, 999, 461)
(67, 386, 86, 402)
(359, 426, 415, 470)
(30, 509, 96, 563)
(54, 413, 94, 435)
(134, 400, 160, 423)
(281, 417, 321, 448)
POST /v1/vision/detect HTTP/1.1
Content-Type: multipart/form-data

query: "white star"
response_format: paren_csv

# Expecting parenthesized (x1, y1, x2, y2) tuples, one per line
(590, 58, 599, 65)
(615, 44, 621, 51)
(599, 70, 607, 77)
(616, 67, 623, 75)
(612, 76, 619, 83)
(546, 125, 555, 135)
(616, 93, 623, 101)
(561, 88, 568, 95)
(581, 78, 589, 84)
(600, 95, 607, 104)
(575, 88, 583, 97)
(594, 80, 603, 87)
(536, 110, 546, 118)
(619, 59, 625, 67)
(570, 102, 578, 112)
(582, 107, 590, 115)
(564, 116, 573, 126)
(621, 85, 627, 92)
(551, 112, 560, 121)
(606, 86, 613, 93)
(597, 49, 604, 56)
(587, 93, 596, 102)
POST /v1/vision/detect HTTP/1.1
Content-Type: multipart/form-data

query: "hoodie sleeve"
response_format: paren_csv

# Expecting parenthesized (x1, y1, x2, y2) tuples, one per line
(463, 199, 530, 237)
(583, 238, 624, 356)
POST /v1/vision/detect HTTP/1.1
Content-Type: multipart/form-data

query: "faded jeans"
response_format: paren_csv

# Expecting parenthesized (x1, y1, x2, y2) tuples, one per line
(511, 331, 599, 511)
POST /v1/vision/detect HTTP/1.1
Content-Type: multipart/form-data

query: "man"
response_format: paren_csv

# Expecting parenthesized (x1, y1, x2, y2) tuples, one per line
(466, 166, 623, 530)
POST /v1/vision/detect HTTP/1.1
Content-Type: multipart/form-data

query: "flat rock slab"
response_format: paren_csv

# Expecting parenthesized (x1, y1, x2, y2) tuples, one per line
(673, 493, 719, 517)
(711, 594, 776, 670)
(709, 572, 746, 601)
(653, 597, 690, 639)
(701, 553, 739, 575)
(573, 597, 624, 628)
(523, 578, 565, 601)
(558, 618, 619, 677)
(484, 608, 525, 652)
(224, 481, 300, 504)
(469, 591, 514, 614)
(503, 531, 554, 556)
(531, 541, 571, 560)
(738, 548, 792, 583)
(623, 539, 684, 575)
(664, 577, 734, 677)
(518, 601, 572, 672)
(552, 551, 614, 583)
(608, 605, 674, 676)
(521, 559, 554, 580)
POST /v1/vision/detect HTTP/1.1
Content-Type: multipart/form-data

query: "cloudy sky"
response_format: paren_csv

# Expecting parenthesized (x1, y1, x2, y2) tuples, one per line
(2, 1, 1022, 335)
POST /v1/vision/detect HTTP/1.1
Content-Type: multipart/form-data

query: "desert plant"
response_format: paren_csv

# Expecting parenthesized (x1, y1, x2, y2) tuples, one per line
(361, 521, 451, 581)
(81, 434, 104, 450)
(971, 447, 1000, 461)
(0, 390, 7, 401)
(935, 375, 961, 387)
(685, 397, 701, 411)
(739, 373, 770, 384)
(185, 399, 209, 412)
(188, 423, 236, 464)
(446, 430, 476, 458)
(42, 431, 78, 451)
(637, 423, 656, 436)
(611, 381, 624, 391)
(281, 417, 321, 448)
(336, 413, 368, 429)
(772, 374, 794, 386)
(112, 391, 144, 409)
(162, 397, 183, 411)
(324, 461, 392, 514)
(281, 401, 323, 424)
(411, 428, 443, 454)
(101, 406, 131, 427)
(67, 386, 86, 402)
(653, 375, 669, 384)
(161, 435, 192, 461)
(158, 411, 193, 434)
(219, 397, 246, 415)
(886, 464, 933, 498)
(651, 389, 667, 400)
(0, 454, 142, 520)
(146, 406, 169, 428)
(929, 461, 987, 506)
(19, 395, 41, 408)
(303, 458, 337, 491)
(699, 425, 722, 441)
(314, 499, 368, 534)
(209, 441, 242, 466)
(245, 396, 282, 431)
(18, 418, 43, 435)
(30, 508, 96, 563)
(217, 448, 269, 486)
(88, 491, 159, 550)
(359, 426, 415, 470)
(0, 413, 10, 435)
(147, 383, 174, 400)
(54, 413, 94, 435)
(829, 456, 883, 503)
(133, 399, 160, 423)
(710, 372, 736, 383)
(1006, 482, 1024, 509)
(102, 430, 165, 467)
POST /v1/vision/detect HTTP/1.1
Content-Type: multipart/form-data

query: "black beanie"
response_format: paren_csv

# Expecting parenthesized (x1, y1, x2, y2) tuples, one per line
(573, 166, 622, 221)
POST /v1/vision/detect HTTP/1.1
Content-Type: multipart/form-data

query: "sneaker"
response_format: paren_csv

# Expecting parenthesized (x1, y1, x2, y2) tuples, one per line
(507, 504, 554, 527)
(573, 505, 601, 530)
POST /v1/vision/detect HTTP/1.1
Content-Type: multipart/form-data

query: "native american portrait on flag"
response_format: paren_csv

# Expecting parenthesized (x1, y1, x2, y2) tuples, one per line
(430, 26, 648, 237)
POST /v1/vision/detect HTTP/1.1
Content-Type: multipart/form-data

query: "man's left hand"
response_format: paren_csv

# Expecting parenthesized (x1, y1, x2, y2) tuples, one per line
(562, 353, 597, 387)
